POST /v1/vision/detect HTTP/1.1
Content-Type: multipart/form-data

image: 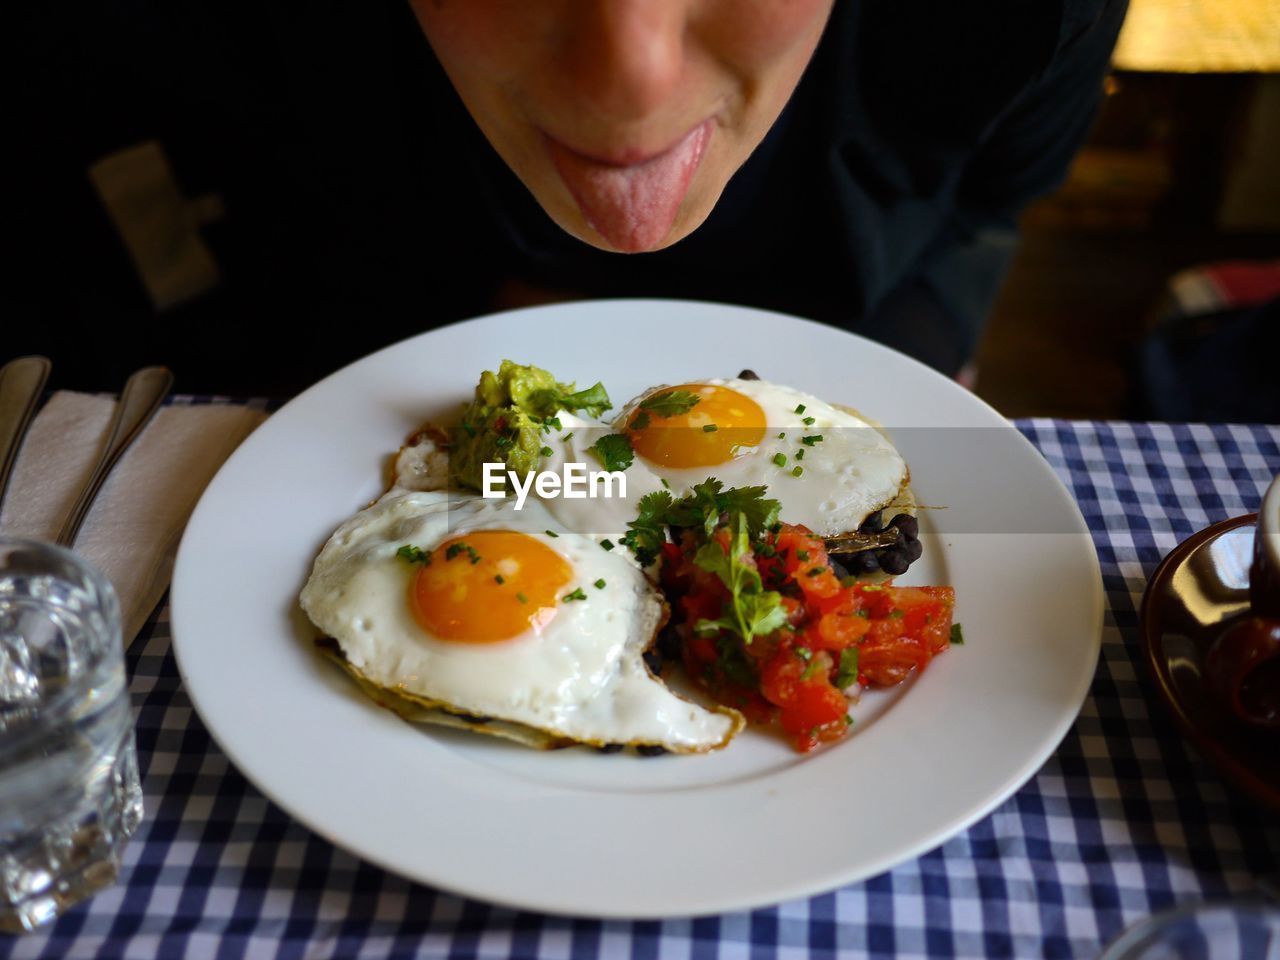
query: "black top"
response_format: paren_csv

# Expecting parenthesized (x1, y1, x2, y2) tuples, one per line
(10, 0, 1125, 394)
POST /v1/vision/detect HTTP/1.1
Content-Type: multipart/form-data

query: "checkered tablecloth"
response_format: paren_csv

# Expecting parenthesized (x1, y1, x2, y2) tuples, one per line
(4, 419, 1279, 959)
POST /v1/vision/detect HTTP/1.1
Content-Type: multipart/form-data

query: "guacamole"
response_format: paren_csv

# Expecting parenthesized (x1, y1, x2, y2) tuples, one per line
(449, 360, 611, 490)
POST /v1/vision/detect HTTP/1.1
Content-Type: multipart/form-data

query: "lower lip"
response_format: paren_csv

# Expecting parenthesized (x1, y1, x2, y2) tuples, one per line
(544, 121, 714, 253)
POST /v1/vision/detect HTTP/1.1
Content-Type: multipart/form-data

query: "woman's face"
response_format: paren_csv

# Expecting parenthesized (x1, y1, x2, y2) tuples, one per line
(410, 0, 835, 253)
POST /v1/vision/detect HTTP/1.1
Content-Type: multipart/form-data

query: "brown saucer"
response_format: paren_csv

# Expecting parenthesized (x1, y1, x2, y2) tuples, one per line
(1140, 514, 1280, 814)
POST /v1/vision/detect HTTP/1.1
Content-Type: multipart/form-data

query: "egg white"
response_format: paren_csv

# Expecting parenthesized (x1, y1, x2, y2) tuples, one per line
(300, 489, 741, 752)
(530, 379, 908, 539)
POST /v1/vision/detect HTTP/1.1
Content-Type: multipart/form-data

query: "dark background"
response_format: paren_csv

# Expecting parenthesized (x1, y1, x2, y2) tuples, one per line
(8, 3, 1280, 417)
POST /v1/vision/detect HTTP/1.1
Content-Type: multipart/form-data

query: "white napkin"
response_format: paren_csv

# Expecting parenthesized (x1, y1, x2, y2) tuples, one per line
(0, 392, 267, 641)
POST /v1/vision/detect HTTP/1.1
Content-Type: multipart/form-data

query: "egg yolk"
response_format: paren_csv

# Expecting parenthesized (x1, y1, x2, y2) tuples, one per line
(626, 384, 766, 468)
(409, 531, 572, 643)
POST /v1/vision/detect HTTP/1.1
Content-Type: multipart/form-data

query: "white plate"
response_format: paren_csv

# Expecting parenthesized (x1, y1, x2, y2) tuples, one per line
(171, 300, 1102, 918)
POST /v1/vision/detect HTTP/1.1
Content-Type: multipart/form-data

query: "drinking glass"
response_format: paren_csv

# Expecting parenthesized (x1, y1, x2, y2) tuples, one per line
(0, 537, 143, 933)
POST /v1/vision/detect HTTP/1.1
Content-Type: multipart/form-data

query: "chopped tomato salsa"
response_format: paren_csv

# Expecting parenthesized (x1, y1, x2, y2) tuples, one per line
(660, 522, 956, 752)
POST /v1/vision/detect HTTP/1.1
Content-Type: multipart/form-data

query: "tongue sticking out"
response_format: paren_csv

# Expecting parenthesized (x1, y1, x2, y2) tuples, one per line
(547, 121, 712, 253)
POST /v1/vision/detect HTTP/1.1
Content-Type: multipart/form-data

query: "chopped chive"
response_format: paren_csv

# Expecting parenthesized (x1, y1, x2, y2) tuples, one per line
(796, 550, 810, 562)
(802, 416, 816, 426)
(796, 448, 805, 460)
(794, 404, 806, 414)
(795, 646, 813, 662)
(600, 539, 615, 551)
(661, 478, 670, 489)
(950, 623, 965, 645)
(545, 530, 559, 538)
(801, 434, 823, 446)
(461, 422, 476, 437)
(756, 542, 776, 557)
(494, 574, 505, 585)
(562, 432, 574, 443)
(807, 566, 827, 577)
(702, 424, 718, 433)
(792, 466, 804, 477)
(593, 578, 606, 590)
(516, 592, 528, 604)
(772, 453, 787, 467)
(544, 416, 562, 432)
(445, 543, 467, 560)
(396, 544, 432, 566)
(562, 587, 588, 602)
(540, 446, 553, 457)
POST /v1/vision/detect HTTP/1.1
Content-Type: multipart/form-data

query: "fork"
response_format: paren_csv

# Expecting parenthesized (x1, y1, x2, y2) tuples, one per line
(55, 366, 174, 547)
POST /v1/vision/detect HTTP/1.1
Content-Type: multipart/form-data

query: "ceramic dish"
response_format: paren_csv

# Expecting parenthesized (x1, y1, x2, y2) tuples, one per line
(171, 300, 1103, 917)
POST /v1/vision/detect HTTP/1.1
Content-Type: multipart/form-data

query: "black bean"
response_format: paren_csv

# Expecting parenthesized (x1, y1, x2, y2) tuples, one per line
(848, 551, 880, 574)
(903, 538, 923, 562)
(827, 557, 850, 580)
(877, 548, 910, 575)
(888, 514, 918, 541)
(657, 625, 683, 661)
(596, 743, 624, 754)
(737, 369, 761, 380)
(636, 744, 669, 757)
(860, 511, 885, 532)
(642, 648, 663, 674)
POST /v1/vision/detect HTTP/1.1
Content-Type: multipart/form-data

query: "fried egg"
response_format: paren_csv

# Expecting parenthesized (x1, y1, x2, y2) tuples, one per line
(537, 378, 909, 538)
(300, 489, 742, 752)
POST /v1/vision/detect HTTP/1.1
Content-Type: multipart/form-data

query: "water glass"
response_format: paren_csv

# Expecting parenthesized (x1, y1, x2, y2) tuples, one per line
(0, 537, 143, 933)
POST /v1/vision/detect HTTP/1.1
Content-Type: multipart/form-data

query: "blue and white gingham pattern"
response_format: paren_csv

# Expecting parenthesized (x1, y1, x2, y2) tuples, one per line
(4, 419, 1279, 959)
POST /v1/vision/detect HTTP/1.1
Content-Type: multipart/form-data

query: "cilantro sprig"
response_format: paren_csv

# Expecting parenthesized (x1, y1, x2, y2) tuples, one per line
(587, 433, 635, 472)
(638, 389, 701, 418)
(620, 478, 781, 567)
(691, 513, 788, 646)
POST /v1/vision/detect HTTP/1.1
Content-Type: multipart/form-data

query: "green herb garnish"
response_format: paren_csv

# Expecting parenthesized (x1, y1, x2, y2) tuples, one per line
(396, 545, 432, 566)
(639, 389, 701, 418)
(621, 479, 781, 566)
(691, 513, 788, 645)
(950, 623, 965, 646)
(588, 433, 635, 472)
(562, 587, 588, 602)
(836, 648, 860, 688)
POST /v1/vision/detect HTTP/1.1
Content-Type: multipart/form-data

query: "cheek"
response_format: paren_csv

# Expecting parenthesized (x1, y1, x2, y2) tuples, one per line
(408, 0, 545, 78)
(699, 0, 834, 70)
